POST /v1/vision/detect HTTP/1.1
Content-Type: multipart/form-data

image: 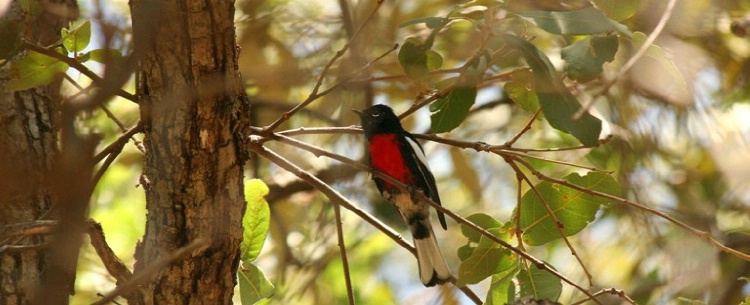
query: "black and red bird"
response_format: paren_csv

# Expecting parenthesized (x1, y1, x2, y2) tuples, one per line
(354, 104, 451, 287)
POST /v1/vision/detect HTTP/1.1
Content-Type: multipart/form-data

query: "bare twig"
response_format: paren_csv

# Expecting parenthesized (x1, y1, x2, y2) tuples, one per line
(264, 0, 387, 131)
(333, 202, 355, 305)
(512, 157, 750, 262)
(574, 0, 678, 119)
(571, 287, 637, 305)
(505, 109, 540, 147)
(21, 41, 137, 103)
(86, 219, 133, 285)
(249, 129, 600, 303)
(91, 239, 210, 305)
(93, 121, 143, 163)
(505, 158, 595, 286)
(249, 143, 483, 304)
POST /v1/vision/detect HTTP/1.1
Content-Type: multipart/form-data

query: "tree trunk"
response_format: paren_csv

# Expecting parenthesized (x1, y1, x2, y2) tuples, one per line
(128, 0, 250, 304)
(0, 2, 77, 305)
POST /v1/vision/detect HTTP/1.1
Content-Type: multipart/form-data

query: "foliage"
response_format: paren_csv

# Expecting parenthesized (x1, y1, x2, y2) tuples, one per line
(4, 0, 750, 304)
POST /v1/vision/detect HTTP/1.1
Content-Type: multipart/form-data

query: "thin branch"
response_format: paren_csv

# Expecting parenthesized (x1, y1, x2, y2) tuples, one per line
(512, 157, 750, 262)
(506, 158, 595, 286)
(333, 202, 355, 305)
(21, 41, 137, 103)
(249, 143, 483, 304)
(91, 239, 210, 305)
(264, 0, 387, 131)
(86, 219, 133, 285)
(505, 109, 540, 147)
(249, 129, 600, 303)
(574, 0, 678, 119)
(248, 142, 413, 252)
(93, 121, 143, 163)
(571, 287, 637, 305)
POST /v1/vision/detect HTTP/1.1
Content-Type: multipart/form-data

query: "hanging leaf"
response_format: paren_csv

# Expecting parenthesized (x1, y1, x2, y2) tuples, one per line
(503, 68, 540, 114)
(86, 48, 124, 64)
(456, 214, 516, 286)
(4, 50, 69, 91)
(512, 6, 632, 36)
(503, 35, 602, 147)
(399, 16, 449, 29)
(592, 0, 640, 21)
(429, 86, 477, 133)
(485, 263, 519, 305)
(518, 172, 621, 246)
(239, 263, 275, 305)
(241, 179, 271, 262)
(561, 36, 618, 82)
(61, 20, 91, 53)
(517, 263, 562, 301)
(398, 38, 443, 81)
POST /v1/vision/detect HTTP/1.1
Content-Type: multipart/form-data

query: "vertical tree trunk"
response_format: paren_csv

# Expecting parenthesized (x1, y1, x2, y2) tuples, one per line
(129, 0, 249, 304)
(0, 2, 77, 305)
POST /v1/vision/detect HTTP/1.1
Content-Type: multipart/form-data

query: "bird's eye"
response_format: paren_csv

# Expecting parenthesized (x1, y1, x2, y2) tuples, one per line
(372, 113, 380, 117)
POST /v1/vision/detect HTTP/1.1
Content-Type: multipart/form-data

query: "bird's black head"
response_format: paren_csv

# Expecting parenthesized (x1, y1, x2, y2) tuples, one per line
(353, 104, 404, 139)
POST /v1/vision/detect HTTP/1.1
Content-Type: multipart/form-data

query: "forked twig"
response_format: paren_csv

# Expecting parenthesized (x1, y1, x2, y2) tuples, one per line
(333, 202, 356, 305)
(264, 0, 388, 132)
(574, 0, 678, 119)
(91, 239, 210, 305)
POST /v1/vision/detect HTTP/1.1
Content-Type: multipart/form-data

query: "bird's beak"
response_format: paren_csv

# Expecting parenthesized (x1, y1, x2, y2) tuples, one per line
(351, 109, 365, 117)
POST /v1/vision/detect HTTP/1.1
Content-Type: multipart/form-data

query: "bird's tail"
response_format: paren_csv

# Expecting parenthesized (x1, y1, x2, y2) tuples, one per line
(412, 220, 451, 286)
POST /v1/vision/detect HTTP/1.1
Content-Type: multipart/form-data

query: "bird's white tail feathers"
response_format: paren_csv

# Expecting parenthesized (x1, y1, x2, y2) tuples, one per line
(414, 231, 451, 286)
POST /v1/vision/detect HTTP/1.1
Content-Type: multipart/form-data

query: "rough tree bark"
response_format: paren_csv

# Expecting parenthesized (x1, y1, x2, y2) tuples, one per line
(0, 2, 78, 305)
(128, 0, 250, 304)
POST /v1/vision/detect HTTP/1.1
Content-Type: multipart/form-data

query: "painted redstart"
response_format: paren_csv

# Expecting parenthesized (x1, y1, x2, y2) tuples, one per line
(353, 104, 451, 286)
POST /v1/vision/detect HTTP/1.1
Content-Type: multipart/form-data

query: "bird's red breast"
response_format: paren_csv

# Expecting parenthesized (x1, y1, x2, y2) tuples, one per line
(368, 134, 413, 187)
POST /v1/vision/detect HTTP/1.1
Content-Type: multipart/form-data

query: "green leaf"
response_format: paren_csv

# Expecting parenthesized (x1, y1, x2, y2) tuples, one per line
(485, 262, 519, 305)
(565, 172, 622, 203)
(61, 20, 91, 53)
(592, 0, 639, 21)
(513, 6, 632, 36)
(457, 244, 474, 261)
(456, 227, 516, 286)
(517, 263, 562, 301)
(503, 68, 540, 114)
(398, 38, 432, 80)
(239, 263, 275, 305)
(503, 34, 602, 146)
(460, 213, 503, 243)
(85, 48, 124, 64)
(518, 172, 621, 246)
(0, 20, 24, 60)
(4, 50, 69, 91)
(429, 86, 476, 133)
(561, 36, 618, 82)
(241, 179, 271, 262)
(399, 17, 449, 29)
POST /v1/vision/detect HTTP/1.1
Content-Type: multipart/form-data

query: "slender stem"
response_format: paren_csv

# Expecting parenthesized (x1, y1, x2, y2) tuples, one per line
(512, 157, 750, 262)
(249, 128, 601, 303)
(574, 0, 678, 119)
(264, 0, 387, 131)
(91, 239, 210, 305)
(21, 41, 137, 103)
(332, 202, 356, 305)
(506, 157, 595, 286)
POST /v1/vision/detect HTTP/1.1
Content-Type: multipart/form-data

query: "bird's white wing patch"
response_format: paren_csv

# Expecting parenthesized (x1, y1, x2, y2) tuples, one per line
(405, 137, 429, 168)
